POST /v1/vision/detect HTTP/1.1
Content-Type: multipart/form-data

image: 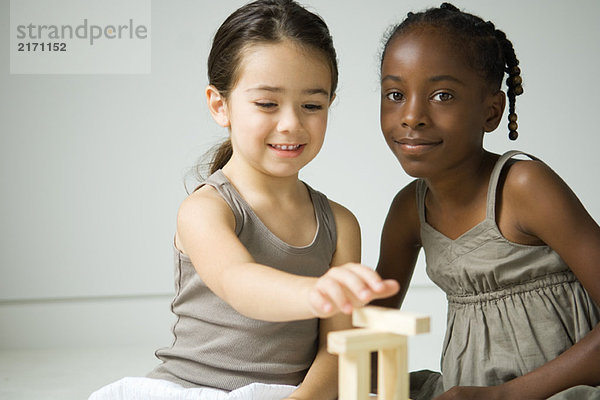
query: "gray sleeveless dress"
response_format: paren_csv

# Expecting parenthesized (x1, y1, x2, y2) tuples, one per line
(147, 170, 337, 391)
(410, 151, 600, 400)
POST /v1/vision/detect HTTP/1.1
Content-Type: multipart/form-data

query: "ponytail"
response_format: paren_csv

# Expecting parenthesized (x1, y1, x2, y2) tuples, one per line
(209, 138, 233, 175)
(185, 138, 233, 193)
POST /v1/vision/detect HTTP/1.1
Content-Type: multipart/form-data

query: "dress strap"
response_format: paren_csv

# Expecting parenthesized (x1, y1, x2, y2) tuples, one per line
(415, 178, 428, 225)
(486, 150, 538, 220)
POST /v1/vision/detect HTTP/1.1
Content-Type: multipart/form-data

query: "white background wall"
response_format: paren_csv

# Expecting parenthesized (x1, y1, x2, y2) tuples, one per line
(1, 0, 600, 373)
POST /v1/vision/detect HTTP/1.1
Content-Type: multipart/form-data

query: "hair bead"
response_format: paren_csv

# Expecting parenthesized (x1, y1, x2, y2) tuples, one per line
(513, 85, 524, 95)
(509, 130, 519, 140)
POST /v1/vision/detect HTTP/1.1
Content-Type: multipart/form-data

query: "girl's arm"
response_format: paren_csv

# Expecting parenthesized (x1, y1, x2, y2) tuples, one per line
(499, 160, 600, 398)
(285, 201, 361, 400)
(176, 185, 398, 322)
(372, 181, 423, 308)
(437, 160, 600, 400)
(368, 182, 422, 393)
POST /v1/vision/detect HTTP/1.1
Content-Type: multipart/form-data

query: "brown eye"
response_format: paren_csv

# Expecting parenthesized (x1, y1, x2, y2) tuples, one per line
(432, 92, 453, 101)
(385, 91, 404, 102)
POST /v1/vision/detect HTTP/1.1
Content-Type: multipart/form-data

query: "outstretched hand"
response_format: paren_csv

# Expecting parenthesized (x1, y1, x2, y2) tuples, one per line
(308, 263, 400, 318)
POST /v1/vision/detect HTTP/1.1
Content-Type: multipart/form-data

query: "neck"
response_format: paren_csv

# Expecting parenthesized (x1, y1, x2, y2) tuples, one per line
(424, 150, 495, 209)
(221, 156, 304, 203)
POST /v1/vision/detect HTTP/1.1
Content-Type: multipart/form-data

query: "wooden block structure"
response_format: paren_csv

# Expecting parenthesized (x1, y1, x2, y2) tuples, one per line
(328, 306, 430, 400)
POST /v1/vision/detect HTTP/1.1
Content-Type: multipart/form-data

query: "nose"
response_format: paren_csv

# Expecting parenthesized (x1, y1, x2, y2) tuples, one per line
(276, 106, 303, 133)
(401, 97, 428, 129)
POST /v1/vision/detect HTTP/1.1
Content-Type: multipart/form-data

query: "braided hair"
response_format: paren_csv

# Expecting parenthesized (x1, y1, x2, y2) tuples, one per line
(382, 3, 523, 140)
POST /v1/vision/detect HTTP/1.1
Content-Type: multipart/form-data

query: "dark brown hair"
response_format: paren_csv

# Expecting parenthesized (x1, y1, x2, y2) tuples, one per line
(381, 3, 523, 140)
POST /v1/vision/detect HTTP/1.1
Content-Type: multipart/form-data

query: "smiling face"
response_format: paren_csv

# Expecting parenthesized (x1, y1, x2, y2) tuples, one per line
(218, 40, 332, 178)
(380, 26, 504, 180)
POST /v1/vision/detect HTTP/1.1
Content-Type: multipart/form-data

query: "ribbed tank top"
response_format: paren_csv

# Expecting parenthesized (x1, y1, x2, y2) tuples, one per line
(147, 170, 337, 390)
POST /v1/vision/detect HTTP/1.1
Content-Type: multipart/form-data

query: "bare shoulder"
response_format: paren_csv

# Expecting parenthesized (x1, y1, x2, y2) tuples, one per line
(327, 199, 361, 265)
(176, 185, 236, 253)
(502, 158, 578, 214)
(178, 185, 233, 223)
(503, 157, 600, 302)
(504, 158, 566, 193)
(391, 179, 420, 210)
(385, 180, 421, 241)
(380, 179, 422, 263)
(327, 199, 360, 233)
(501, 158, 589, 241)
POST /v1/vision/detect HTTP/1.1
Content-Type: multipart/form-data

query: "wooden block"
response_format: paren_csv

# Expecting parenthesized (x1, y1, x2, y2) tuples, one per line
(353, 306, 430, 336)
(328, 329, 407, 355)
(338, 350, 371, 400)
(378, 342, 408, 400)
(330, 307, 431, 400)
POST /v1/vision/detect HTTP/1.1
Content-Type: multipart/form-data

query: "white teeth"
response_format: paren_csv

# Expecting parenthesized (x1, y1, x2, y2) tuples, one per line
(273, 144, 300, 150)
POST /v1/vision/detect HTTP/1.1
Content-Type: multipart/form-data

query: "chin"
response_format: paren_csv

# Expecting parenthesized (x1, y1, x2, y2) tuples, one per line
(264, 164, 303, 178)
(395, 157, 431, 179)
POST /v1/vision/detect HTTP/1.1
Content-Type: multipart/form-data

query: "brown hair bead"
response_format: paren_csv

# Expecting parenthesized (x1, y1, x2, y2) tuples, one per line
(514, 85, 524, 95)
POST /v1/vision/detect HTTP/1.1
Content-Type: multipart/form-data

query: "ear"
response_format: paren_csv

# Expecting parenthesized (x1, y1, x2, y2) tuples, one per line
(206, 85, 230, 128)
(483, 90, 506, 133)
(328, 93, 336, 107)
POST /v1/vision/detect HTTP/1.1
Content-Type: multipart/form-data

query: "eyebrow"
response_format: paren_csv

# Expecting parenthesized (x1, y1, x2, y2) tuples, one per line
(381, 74, 465, 86)
(430, 75, 465, 85)
(246, 85, 330, 97)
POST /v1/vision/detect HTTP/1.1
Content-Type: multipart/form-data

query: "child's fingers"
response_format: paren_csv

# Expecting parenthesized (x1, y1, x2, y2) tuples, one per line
(370, 279, 400, 300)
(343, 263, 395, 294)
(326, 266, 374, 302)
(317, 266, 390, 311)
(308, 286, 334, 317)
(309, 286, 340, 318)
(337, 265, 400, 305)
(315, 273, 356, 314)
(310, 265, 401, 317)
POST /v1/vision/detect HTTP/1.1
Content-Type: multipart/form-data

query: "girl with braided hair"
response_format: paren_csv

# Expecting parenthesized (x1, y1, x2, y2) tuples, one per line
(373, 3, 600, 399)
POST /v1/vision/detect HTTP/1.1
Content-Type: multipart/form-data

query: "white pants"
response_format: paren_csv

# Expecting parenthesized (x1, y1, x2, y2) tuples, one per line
(89, 377, 297, 400)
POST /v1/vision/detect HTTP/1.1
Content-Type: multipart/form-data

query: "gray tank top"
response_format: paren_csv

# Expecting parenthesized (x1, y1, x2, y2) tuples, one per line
(416, 151, 600, 390)
(147, 170, 337, 390)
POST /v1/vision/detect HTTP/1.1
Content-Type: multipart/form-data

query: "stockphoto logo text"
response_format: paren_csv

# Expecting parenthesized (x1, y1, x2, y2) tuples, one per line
(16, 19, 148, 47)
(10, 0, 151, 74)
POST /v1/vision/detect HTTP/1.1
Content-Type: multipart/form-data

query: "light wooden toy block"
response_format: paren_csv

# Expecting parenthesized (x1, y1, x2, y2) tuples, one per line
(353, 306, 430, 336)
(328, 306, 430, 400)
